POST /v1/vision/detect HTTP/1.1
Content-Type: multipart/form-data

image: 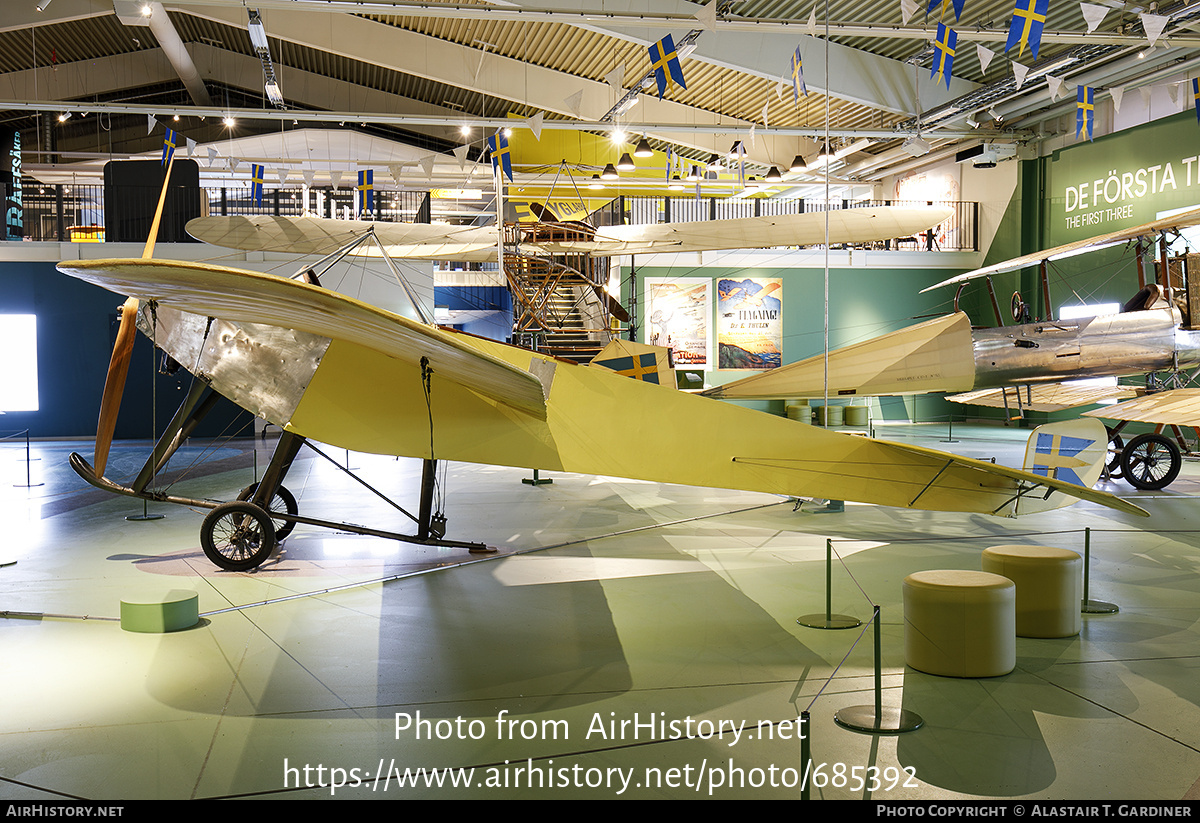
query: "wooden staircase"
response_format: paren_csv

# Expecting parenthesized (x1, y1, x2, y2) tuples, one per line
(502, 222, 621, 363)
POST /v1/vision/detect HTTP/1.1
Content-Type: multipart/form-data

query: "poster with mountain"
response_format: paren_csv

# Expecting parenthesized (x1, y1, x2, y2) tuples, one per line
(717, 277, 782, 370)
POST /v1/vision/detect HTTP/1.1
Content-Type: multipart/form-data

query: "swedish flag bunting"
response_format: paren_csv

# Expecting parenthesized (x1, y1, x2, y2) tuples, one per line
(931, 23, 957, 89)
(1076, 85, 1095, 141)
(790, 46, 807, 102)
(648, 34, 687, 99)
(926, 0, 965, 22)
(1005, 0, 1049, 60)
(161, 127, 177, 167)
(250, 163, 265, 207)
(487, 131, 512, 182)
(1192, 78, 1200, 124)
(357, 169, 374, 213)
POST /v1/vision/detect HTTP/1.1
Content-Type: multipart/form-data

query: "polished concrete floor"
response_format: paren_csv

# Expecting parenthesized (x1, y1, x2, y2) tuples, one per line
(2, 421, 1199, 800)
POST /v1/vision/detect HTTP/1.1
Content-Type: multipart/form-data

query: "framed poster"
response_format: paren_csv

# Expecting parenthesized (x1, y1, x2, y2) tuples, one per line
(717, 277, 782, 369)
(645, 278, 710, 369)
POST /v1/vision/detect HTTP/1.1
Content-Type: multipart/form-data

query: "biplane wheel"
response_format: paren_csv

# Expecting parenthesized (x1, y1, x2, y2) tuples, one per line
(1120, 433, 1181, 491)
(237, 482, 299, 540)
(1106, 428, 1124, 479)
(201, 501, 277, 571)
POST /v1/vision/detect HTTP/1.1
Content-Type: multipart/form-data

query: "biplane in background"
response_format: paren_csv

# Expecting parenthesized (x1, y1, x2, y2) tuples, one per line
(59, 206, 1147, 571)
(704, 207, 1200, 490)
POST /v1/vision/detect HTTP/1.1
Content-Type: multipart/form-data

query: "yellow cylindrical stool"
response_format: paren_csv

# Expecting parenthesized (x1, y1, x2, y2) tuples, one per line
(844, 405, 869, 426)
(120, 590, 200, 633)
(786, 403, 812, 424)
(815, 405, 844, 426)
(903, 570, 1015, 677)
(982, 545, 1082, 638)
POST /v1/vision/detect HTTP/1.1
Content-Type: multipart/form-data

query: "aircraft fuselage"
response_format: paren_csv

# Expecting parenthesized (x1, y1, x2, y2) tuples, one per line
(971, 307, 1200, 388)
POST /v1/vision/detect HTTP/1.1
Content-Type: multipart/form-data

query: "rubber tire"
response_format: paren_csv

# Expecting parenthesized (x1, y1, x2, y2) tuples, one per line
(1120, 433, 1181, 491)
(238, 482, 298, 540)
(201, 501, 277, 571)
(1106, 428, 1124, 479)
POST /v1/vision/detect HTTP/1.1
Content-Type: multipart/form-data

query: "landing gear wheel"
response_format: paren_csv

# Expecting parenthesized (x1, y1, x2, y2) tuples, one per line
(238, 482, 298, 540)
(1106, 427, 1124, 479)
(1120, 433, 1181, 490)
(201, 501, 276, 571)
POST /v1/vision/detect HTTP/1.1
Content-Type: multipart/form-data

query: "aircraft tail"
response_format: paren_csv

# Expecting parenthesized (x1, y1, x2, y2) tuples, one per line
(1016, 418, 1111, 514)
(588, 339, 675, 387)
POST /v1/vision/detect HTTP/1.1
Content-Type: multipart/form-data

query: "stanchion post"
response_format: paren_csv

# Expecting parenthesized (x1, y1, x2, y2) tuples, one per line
(800, 709, 811, 801)
(797, 538, 860, 629)
(1081, 525, 1118, 614)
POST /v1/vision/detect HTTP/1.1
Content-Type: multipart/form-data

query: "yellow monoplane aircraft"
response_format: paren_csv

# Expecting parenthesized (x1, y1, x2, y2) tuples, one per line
(58, 206, 1146, 570)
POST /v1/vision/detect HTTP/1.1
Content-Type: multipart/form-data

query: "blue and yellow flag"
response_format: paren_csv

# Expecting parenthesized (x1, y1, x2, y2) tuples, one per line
(487, 131, 512, 182)
(250, 163, 265, 207)
(357, 169, 374, 213)
(1076, 85, 1094, 141)
(1005, 0, 1049, 60)
(161, 127, 177, 167)
(1193, 78, 1200, 124)
(926, 0, 965, 22)
(931, 24, 957, 89)
(1030, 431, 1096, 486)
(648, 34, 687, 99)
(790, 46, 807, 102)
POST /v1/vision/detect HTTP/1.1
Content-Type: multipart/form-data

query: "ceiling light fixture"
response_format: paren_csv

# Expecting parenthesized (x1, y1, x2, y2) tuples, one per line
(789, 155, 807, 173)
(668, 175, 684, 190)
(601, 163, 619, 180)
(36, 0, 53, 11)
(589, 174, 604, 189)
(686, 165, 700, 181)
(900, 135, 932, 157)
(633, 137, 653, 158)
(616, 153, 635, 171)
(765, 166, 783, 182)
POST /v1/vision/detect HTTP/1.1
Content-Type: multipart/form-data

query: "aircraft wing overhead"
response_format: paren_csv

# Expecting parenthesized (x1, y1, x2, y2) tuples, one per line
(186, 215, 499, 262)
(187, 207, 952, 261)
(921, 205, 1200, 293)
(57, 258, 548, 420)
(948, 382, 1138, 413)
(702, 312, 976, 400)
(576, 206, 954, 256)
(1083, 388, 1200, 426)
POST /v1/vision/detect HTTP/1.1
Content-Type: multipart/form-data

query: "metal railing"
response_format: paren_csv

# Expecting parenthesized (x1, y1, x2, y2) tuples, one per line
(11, 183, 977, 252)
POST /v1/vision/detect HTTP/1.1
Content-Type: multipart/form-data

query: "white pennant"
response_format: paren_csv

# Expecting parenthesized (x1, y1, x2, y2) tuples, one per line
(1047, 75, 1065, 101)
(976, 44, 996, 74)
(387, 163, 404, 182)
(302, 169, 317, 187)
(185, 137, 196, 157)
(526, 111, 544, 141)
(749, 123, 756, 149)
(329, 171, 343, 190)
(1167, 81, 1180, 107)
(900, 0, 919, 24)
(1110, 86, 1124, 113)
(1080, 2, 1108, 34)
(1141, 13, 1169, 47)
(776, 77, 787, 101)
(604, 65, 625, 92)
(1140, 86, 1153, 108)
(419, 155, 436, 179)
(453, 144, 470, 170)
(1012, 61, 1029, 90)
(147, 114, 156, 135)
(762, 102, 770, 130)
(229, 157, 240, 172)
(807, 5, 818, 35)
(564, 90, 584, 117)
(206, 147, 218, 167)
(276, 169, 289, 185)
(695, 0, 718, 30)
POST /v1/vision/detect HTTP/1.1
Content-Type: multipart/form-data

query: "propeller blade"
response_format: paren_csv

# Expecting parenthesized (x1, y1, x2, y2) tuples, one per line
(93, 297, 139, 477)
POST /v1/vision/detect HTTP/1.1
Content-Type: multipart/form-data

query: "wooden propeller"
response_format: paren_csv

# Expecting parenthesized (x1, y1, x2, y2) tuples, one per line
(93, 297, 139, 477)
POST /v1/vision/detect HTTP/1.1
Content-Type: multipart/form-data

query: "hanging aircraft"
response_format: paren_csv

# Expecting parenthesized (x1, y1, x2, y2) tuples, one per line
(58, 204, 1148, 571)
(702, 206, 1200, 490)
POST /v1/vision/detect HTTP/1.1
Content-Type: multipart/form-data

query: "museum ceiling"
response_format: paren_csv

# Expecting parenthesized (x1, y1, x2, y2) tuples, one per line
(1, 0, 1198, 196)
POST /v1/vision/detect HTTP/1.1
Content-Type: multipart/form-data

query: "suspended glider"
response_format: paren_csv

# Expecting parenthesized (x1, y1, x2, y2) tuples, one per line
(185, 207, 955, 261)
(59, 206, 1147, 571)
